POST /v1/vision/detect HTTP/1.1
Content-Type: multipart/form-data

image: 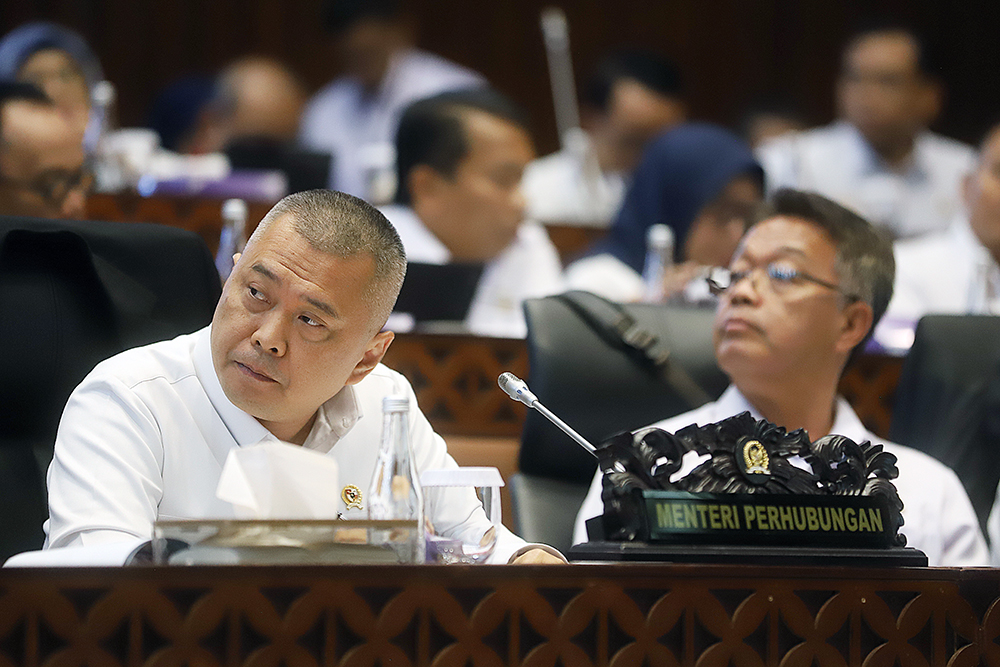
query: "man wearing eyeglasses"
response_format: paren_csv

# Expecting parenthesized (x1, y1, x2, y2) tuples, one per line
(573, 188, 988, 566)
(0, 82, 89, 220)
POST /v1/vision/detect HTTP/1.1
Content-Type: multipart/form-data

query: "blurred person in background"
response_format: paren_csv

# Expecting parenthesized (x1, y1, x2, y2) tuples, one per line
(565, 123, 762, 303)
(178, 56, 308, 155)
(522, 50, 686, 227)
(145, 76, 217, 154)
(299, 0, 484, 201)
(381, 89, 564, 338)
(738, 96, 806, 150)
(757, 21, 973, 240)
(0, 21, 104, 153)
(0, 82, 88, 219)
(876, 119, 1000, 347)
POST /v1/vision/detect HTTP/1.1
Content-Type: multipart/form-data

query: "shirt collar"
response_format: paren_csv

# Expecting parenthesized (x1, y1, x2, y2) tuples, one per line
(718, 385, 868, 442)
(840, 121, 929, 182)
(380, 204, 452, 263)
(302, 384, 363, 453)
(194, 325, 365, 452)
(193, 325, 276, 447)
(952, 214, 997, 265)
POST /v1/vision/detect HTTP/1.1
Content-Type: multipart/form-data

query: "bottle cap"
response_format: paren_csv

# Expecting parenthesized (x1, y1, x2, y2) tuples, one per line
(222, 198, 248, 223)
(646, 224, 674, 251)
(382, 395, 409, 413)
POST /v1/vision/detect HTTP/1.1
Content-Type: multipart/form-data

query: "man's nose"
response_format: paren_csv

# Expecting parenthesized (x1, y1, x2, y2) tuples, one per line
(727, 268, 763, 305)
(252, 314, 287, 356)
(60, 188, 86, 220)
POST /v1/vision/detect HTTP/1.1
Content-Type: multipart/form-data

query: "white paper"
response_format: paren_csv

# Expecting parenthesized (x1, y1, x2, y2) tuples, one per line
(216, 442, 340, 519)
(420, 467, 505, 487)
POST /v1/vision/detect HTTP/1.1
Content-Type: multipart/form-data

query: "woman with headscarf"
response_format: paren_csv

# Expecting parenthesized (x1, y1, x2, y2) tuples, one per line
(0, 22, 104, 150)
(566, 122, 764, 302)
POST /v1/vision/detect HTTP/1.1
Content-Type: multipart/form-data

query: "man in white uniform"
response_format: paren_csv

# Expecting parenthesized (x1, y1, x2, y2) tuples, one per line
(298, 0, 484, 200)
(573, 189, 988, 566)
(43, 189, 562, 564)
(380, 89, 564, 338)
(757, 24, 974, 240)
(522, 51, 686, 227)
(880, 121, 1000, 333)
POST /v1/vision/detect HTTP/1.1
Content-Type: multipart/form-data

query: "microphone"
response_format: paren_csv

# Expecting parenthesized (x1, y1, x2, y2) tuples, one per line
(498, 373, 596, 456)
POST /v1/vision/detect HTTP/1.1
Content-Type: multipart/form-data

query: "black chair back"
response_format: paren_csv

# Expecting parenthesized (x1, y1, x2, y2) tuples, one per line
(0, 216, 221, 560)
(890, 315, 1000, 536)
(518, 293, 729, 484)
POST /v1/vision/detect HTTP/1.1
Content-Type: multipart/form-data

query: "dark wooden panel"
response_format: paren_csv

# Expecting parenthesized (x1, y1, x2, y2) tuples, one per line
(382, 333, 529, 437)
(85, 193, 270, 255)
(0, 563, 998, 666)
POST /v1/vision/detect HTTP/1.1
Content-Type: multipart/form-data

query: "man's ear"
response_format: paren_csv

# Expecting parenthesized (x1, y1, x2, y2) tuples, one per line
(408, 164, 446, 206)
(918, 79, 943, 127)
(834, 300, 874, 355)
(345, 330, 394, 385)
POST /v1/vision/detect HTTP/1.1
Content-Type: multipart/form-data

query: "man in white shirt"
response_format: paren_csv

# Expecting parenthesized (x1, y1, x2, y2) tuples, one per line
(573, 189, 988, 566)
(879, 121, 1000, 336)
(757, 24, 974, 240)
(381, 89, 564, 338)
(43, 189, 562, 564)
(522, 51, 686, 227)
(298, 0, 484, 200)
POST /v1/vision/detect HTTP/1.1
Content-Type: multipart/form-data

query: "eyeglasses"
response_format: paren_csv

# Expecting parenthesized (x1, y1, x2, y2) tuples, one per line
(0, 165, 93, 209)
(706, 263, 860, 301)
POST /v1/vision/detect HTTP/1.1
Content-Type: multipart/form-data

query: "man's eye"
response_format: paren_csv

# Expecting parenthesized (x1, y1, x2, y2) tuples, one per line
(769, 264, 798, 281)
(299, 315, 321, 327)
(248, 286, 266, 300)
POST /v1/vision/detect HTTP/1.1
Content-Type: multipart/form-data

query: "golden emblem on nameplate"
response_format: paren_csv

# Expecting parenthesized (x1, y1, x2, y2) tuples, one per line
(341, 485, 363, 510)
(742, 439, 770, 475)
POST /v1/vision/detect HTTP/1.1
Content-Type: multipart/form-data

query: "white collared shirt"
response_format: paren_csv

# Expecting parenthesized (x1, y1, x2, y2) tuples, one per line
(757, 121, 975, 239)
(299, 49, 484, 198)
(43, 326, 529, 562)
(380, 204, 566, 338)
(573, 386, 989, 566)
(884, 215, 1000, 322)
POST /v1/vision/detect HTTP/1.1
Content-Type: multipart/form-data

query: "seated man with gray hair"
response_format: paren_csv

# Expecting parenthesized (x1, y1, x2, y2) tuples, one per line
(42, 189, 563, 564)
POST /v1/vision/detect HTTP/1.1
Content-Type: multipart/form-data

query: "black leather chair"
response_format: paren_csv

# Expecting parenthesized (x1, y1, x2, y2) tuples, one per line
(518, 292, 729, 484)
(0, 216, 221, 560)
(890, 315, 1000, 537)
(512, 292, 728, 549)
(508, 472, 591, 554)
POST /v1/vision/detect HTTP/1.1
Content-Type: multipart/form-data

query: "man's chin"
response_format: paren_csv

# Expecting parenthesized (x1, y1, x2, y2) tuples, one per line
(219, 373, 279, 414)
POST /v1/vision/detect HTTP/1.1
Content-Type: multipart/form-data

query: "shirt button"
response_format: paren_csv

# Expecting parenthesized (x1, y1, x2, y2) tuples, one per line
(341, 418, 351, 428)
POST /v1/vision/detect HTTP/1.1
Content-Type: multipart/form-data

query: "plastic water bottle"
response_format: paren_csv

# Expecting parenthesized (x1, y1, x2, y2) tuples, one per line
(216, 198, 248, 281)
(368, 395, 425, 562)
(642, 224, 675, 302)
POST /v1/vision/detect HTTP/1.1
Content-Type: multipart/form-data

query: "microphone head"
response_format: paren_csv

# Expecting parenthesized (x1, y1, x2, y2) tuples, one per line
(497, 372, 537, 407)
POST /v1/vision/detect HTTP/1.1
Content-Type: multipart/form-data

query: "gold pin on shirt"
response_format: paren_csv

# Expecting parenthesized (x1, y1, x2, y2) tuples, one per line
(341, 485, 363, 510)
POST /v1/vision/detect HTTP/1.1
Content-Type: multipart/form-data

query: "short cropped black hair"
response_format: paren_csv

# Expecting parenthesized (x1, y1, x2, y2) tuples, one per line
(751, 189, 895, 348)
(842, 18, 937, 77)
(582, 50, 684, 112)
(323, 0, 400, 34)
(0, 81, 51, 141)
(393, 88, 530, 206)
